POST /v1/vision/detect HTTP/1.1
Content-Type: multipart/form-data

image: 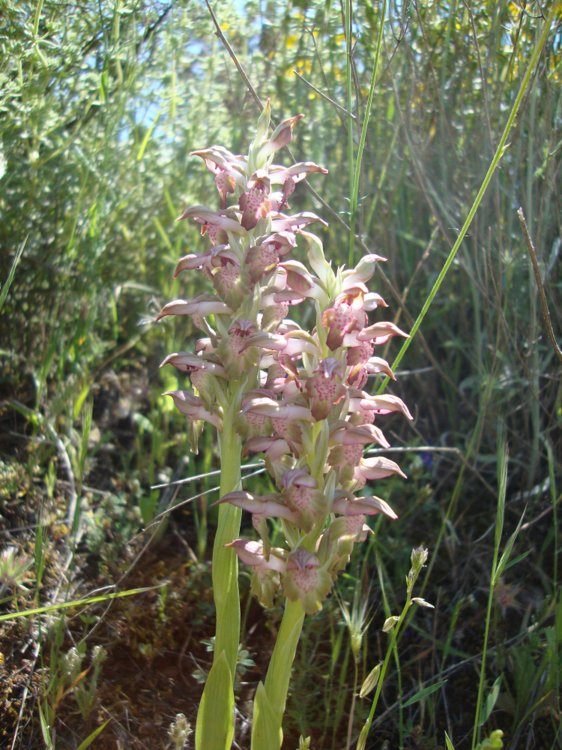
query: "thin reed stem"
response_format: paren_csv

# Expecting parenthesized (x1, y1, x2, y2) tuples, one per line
(348, 0, 386, 267)
(345, 0, 355, 267)
(471, 432, 507, 748)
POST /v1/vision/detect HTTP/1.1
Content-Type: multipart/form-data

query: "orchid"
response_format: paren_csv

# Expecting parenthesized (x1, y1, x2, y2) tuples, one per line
(158, 100, 413, 750)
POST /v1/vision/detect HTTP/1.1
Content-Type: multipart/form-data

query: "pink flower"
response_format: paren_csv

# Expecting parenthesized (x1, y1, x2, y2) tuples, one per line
(348, 392, 414, 421)
(241, 394, 313, 422)
(239, 171, 272, 231)
(256, 114, 304, 160)
(357, 321, 410, 345)
(160, 351, 226, 378)
(342, 253, 386, 287)
(216, 319, 261, 380)
(246, 231, 296, 284)
(213, 491, 298, 524)
(283, 547, 333, 614)
(211, 255, 251, 312)
(156, 293, 232, 321)
(331, 491, 398, 519)
(271, 211, 328, 233)
(322, 301, 361, 351)
(353, 456, 407, 488)
(226, 539, 287, 607)
(329, 421, 391, 450)
(175, 205, 245, 240)
(163, 390, 223, 430)
(269, 162, 328, 210)
(305, 358, 347, 421)
(280, 467, 325, 531)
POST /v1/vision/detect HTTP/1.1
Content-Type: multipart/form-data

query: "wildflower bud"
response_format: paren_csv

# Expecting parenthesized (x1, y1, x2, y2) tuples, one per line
(168, 713, 192, 750)
(257, 114, 304, 160)
(410, 546, 429, 577)
(360, 663, 382, 698)
(255, 98, 271, 145)
(62, 647, 81, 679)
(411, 597, 435, 609)
(92, 645, 108, 665)
(382, 615, 400, 633)
(357, 723, 370, 750)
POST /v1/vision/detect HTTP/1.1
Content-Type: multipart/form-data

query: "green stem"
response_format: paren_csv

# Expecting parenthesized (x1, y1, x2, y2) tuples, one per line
(263, 598, 305, 724)
(346, 659, 359, 750)
(346, 0, 355, 267)
(348, 0, 386, 268)
(377, 1, 559, 394)
(364, 590, 412, 734)
(472, 434, 507, 749)
(212, 401, 242, 677)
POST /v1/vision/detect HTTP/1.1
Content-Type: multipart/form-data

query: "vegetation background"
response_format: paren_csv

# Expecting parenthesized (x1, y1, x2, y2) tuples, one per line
(0, 0, 561, 748)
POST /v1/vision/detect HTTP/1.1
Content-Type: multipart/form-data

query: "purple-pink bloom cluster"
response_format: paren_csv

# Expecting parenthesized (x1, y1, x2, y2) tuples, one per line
(158, 102, 412, 614)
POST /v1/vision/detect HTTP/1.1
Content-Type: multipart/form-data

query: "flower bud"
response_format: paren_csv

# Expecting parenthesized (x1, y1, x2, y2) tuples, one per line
(382, 615, 400, 632)
(360, 663, 382, 698)
(357, 724, 370, 750)
(410, 546, 429, 577)
(411, 597, 435, 609)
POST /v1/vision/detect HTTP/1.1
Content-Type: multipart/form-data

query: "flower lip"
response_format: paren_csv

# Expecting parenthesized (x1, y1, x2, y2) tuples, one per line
(175, 205, 245, 235)
(357, 321, 410, 342)
(225, 539, 287, 572)
(160, 351, 226, 377)
(156, 294, 233, 321)
(269, 161, 329, 184)
(271, 211, 328, 232)
(355, 456, 407, 480)
(281, 466, 318, 490)
(241, 396, 313, 422)
(286, 547, 320, 571)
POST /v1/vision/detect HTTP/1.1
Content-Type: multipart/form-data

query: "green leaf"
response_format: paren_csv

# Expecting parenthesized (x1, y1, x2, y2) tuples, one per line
(493, 509, 526, 586)
(195, 650, 234, 750)
(495, 424, 507, 551)
(76, 719, 110, 750)
(251, 681, 283, 750)
(38, 702, 53, 749)
(34, 522, 45, 591)
(73, 383, 92, 421)
(76, 399, 93, 497)
(402, 679, 447, 708)
(0, 237, 26, 312)
(264, 604, 305, 720)
(502, 549, 531, 572)
(445, 731, 456, 750)
(478, 675, 502, 726)
(137, 106, 163, 161)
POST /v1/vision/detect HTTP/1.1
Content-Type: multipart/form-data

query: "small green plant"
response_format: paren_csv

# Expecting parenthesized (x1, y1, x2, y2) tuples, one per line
(168, 713, 192, 750)
(60, 644, 108, 721)
(0, 546, 33, 598)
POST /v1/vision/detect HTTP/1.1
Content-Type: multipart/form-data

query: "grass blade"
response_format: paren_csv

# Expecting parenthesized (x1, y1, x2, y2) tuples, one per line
(478, 674, 502, 726)
(0, 236, 27, 312)
(401, 679, 447, 708)
(0, 586, 157, 622)
(76, 719, 111, 750)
